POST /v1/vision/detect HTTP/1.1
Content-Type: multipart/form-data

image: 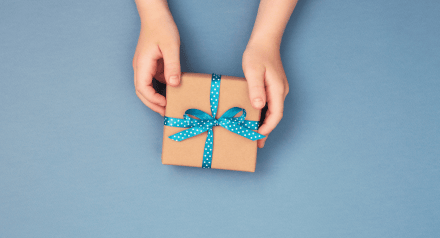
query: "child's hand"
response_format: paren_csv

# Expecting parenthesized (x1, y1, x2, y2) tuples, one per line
(133, 0, 181, 116)
(243, 41, 289, 148)
(243, 0, 297, 148)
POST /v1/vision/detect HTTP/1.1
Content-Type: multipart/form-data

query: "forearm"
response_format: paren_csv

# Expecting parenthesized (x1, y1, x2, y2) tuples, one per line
(135, 0, 172, 24)
(248, 0, 298, 48)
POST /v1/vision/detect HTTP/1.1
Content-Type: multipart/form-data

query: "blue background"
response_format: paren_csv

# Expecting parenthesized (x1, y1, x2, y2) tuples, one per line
(1, 0, 439, 237)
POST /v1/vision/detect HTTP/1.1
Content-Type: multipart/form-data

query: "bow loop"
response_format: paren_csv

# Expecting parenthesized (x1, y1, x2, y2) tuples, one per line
(184, 109, 213, 120)
(219, 107, 247, 124)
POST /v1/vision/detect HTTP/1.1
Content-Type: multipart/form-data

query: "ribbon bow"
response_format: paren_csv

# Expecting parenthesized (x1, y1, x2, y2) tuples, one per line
(164, 73, 265, 168)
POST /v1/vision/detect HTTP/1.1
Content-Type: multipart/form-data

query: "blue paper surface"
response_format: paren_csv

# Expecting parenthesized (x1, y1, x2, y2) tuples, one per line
(0, 0, 439, 237)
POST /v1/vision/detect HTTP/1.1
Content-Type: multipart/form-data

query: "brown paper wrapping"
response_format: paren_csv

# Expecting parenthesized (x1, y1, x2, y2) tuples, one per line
(161, 72, 261, 172)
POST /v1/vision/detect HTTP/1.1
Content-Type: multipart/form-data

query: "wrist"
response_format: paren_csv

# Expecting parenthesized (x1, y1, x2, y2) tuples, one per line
(136, 0, 173, 25)
(246, 35, 281, 52)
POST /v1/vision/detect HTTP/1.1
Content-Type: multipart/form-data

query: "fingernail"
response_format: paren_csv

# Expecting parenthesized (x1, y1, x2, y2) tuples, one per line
(169, 76, 179, 86)
(253, 98, 264, 108)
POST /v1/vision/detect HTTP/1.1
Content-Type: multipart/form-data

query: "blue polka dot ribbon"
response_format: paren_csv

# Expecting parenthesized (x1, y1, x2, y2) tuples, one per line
(164, 73, 265, 169)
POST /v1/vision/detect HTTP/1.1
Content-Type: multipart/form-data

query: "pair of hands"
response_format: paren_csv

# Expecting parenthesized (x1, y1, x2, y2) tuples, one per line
(133, 12, 288, 148)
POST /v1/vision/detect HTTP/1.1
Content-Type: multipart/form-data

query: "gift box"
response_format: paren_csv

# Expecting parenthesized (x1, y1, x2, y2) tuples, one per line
(161, 73, 265, 172)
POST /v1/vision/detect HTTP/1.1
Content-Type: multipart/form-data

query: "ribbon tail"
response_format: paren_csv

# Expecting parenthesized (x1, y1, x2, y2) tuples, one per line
(220, 123, 265, 141)
(202, 128, 214, 168)
(241, 120, 260, 130)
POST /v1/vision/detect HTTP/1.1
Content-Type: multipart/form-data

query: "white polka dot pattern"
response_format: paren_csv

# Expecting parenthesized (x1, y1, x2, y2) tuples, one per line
(210, 73, 221, 118)
(163, 73, 266, 169)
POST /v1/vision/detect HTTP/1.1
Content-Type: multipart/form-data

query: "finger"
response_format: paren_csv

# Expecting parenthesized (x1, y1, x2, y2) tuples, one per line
(136, 91, 165, 116)
(154, 58, 166, 84)
(257, 109, 270, 148)
(134, 69, 165, 115)
(257, 135, 268, 148)
(135, 54, 167, 107)
(161, 44, 181, 86)
(243, 64, 267, 109)
(257, 72, 285, 144)
(258, 77, 288, 149)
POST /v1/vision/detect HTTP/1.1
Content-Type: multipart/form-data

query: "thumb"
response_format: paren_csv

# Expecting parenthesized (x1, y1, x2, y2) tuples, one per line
(162, 45, 181, 87)
(243, 65, 266, 109)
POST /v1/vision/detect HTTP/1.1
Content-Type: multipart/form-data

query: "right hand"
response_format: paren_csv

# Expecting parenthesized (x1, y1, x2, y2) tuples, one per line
(133, 6, 181, 116)
(242, 40, 289, 148)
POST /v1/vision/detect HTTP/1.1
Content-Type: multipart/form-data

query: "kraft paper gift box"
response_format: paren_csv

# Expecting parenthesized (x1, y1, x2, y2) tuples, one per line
(161, 72, 264, 172)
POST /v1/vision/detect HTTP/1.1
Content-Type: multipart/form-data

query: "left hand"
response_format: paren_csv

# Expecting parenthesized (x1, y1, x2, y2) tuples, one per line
(242, 41, 289, 148)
